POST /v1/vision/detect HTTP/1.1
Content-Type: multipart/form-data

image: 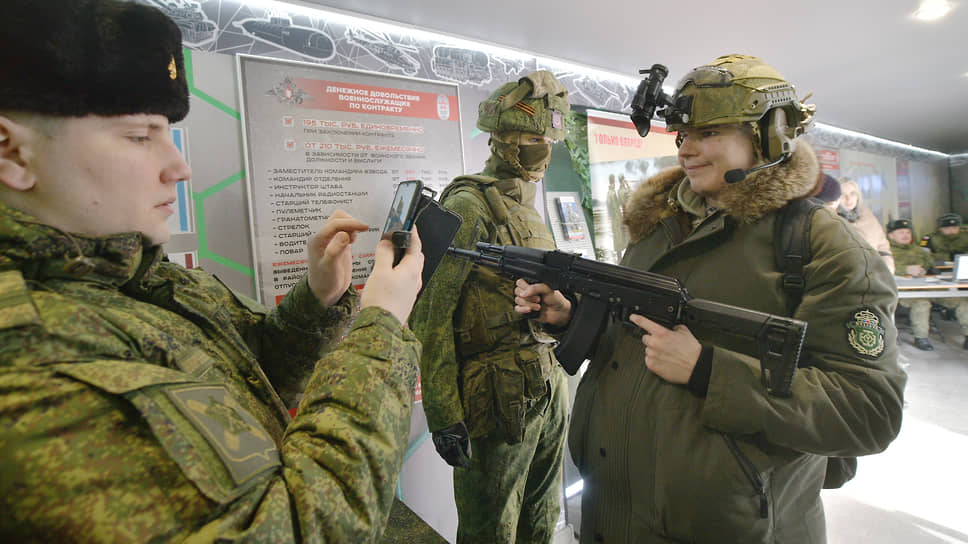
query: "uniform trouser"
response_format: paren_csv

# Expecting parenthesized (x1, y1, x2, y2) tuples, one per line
(900, 298, 932, 338)
(936, 298, 968, 334)
(455, 368, 568, 544)
(902, 298, 968, 337)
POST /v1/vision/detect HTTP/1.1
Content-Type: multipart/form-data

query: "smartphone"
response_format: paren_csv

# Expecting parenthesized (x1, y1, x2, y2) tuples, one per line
(382, 179, 423, 265)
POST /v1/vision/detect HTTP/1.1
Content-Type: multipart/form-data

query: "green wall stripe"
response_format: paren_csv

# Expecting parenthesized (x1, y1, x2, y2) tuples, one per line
(197, 170, 246, 200)
(183, 48, 241, 120)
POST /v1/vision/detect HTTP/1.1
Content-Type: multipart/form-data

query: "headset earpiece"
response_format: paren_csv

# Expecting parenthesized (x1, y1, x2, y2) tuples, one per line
(761, 108, 798, 162)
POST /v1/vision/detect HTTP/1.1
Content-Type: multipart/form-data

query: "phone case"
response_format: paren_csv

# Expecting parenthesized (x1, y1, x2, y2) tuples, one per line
(413, 195, 462, 298)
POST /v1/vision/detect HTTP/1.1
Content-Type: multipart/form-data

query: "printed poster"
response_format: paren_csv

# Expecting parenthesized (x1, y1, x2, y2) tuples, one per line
(586, 109, 678, 263)
(238, 55, 463, 306)
(546, 192, 595, 259)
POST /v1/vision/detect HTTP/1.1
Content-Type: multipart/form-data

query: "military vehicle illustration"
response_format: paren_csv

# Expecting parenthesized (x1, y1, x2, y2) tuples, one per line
(345, 28, 421, 76)
(492, 56, 527, 78)
(143, 0, 216, 46)
(574, 76, 621, 108)
(432, 45, 491, 85)
(234, 16, 336, 60)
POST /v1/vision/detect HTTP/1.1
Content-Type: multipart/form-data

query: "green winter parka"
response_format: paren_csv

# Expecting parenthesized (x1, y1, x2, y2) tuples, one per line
(0, 203, 420, 543)
(568, 143, 906, 543)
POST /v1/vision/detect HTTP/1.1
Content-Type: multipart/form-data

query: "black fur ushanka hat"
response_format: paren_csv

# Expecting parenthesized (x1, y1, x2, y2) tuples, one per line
(0, 0, 189, 122)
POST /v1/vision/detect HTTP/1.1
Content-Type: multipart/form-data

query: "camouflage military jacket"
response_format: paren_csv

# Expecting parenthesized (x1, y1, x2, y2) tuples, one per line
(0, 204, 420, 543)
(890, 238, 935, 271)
(409, 173, 557, 434)
(924, 229, 968, 261)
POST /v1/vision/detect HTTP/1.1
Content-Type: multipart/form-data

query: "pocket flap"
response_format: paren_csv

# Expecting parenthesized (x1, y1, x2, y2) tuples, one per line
(53, 360, 196, 393)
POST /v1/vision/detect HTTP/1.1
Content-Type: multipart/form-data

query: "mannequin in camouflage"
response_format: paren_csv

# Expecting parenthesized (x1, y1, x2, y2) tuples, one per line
(409, 71, 571, 543)
(0, 1, 424, 542)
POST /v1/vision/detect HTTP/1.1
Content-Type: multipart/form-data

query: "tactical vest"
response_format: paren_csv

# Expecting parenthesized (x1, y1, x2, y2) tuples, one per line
(442, 175, 558, 443)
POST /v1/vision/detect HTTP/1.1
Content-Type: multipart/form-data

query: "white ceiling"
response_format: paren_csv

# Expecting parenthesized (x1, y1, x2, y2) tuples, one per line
(302, 0, 968, 155)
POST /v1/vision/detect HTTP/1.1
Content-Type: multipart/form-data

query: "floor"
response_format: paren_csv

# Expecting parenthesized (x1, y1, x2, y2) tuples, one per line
(561, 316, 968, 543)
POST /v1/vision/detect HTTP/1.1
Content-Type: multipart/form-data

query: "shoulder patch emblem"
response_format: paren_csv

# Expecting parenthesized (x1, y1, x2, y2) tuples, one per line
(167, 384, 280, 485)
(845, 308, 885, 358)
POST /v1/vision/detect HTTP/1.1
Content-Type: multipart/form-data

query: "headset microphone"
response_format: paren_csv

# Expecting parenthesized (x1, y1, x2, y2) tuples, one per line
(723, 153, 791, 184)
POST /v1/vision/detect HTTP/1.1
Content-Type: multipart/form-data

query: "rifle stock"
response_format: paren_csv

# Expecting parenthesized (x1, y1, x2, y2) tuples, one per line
(447, 243, 806, 397)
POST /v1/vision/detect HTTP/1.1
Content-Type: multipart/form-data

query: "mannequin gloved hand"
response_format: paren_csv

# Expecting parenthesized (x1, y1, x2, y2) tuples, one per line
(432, 421, 471, 467)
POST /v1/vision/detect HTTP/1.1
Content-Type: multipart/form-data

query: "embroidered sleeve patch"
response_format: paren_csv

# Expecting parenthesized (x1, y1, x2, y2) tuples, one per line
(845, 308, 886, 358)
(166, 385, 280, 486)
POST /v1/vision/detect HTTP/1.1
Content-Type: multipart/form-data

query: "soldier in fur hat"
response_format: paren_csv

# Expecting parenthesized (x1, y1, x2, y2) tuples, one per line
(888, 219, 968, 350)
(516, 55, 905, 543)
(0, 0, 425, 541)
(410, 70, 570, 543)
(922, 212, 968, 261)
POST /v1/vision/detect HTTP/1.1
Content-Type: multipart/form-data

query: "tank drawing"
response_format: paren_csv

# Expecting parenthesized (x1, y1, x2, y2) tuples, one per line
(432, 45, 491, 85)
(345, 28, 421, 76)
(144, 0, 216, 46)
(492, 56, 527, 78)
(574, 76, 620, 108)
(234, 16, 336, 60)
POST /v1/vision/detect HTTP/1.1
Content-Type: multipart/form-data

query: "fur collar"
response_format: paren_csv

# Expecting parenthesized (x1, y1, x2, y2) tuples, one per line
(624, 141, 819, 243)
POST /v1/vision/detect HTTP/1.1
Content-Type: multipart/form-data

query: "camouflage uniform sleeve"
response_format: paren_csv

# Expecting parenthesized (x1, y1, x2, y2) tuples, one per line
(0, 306, 418, 543)
(268, 306, 421, 543)
(260, 277, 358, 405)
(409, 191, 492, 432)
(196, 268, 358, 407)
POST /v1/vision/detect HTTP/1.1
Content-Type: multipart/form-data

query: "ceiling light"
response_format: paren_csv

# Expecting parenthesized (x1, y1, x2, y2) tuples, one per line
(913, 0, 953, 20)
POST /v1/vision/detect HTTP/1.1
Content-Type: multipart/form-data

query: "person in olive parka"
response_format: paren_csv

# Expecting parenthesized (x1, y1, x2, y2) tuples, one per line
(515, 55, 905, 543)
(0, 1, 425, 541)
(410, 71, 570, 544)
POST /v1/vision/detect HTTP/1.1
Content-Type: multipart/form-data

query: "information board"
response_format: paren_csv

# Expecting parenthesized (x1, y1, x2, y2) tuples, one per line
(238, 55, 464, 306)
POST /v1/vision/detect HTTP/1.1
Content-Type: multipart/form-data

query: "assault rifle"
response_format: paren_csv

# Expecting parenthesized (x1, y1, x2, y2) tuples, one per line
(447, 243, 807, 397)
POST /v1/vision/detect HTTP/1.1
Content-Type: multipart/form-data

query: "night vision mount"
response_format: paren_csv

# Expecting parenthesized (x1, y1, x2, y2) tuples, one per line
(630, 64, 677, 137)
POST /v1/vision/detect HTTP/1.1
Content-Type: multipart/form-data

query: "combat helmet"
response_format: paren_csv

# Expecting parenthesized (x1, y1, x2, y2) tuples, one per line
(665, 54, 816, 162)
(476, 70, 570, 141)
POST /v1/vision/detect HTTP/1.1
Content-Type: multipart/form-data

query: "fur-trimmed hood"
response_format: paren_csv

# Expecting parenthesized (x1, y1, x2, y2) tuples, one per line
(624, 141, 819, 243)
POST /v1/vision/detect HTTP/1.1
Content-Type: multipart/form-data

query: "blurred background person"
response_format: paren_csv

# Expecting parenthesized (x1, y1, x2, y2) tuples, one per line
(887, 219, 938, 351)
(922, 213, 968, 262)
(836, 177, 895, 273)
(809, 172, 842, 208)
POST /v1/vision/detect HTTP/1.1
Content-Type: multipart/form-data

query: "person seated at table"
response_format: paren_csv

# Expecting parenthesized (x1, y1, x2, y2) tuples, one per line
(887, 219, 968, 350)
(921, 213, 968, 262)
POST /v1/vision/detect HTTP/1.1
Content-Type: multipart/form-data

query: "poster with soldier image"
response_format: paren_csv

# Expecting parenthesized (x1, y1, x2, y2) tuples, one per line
(586, 109, 678, 262)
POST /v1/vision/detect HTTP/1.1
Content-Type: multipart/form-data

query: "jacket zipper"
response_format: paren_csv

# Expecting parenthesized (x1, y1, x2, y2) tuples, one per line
(721, 434, 769, 518)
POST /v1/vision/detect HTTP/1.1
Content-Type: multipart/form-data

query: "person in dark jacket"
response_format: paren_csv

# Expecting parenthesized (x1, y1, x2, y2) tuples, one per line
(0, 1, 425, 542)
(515, 54, 905, 543)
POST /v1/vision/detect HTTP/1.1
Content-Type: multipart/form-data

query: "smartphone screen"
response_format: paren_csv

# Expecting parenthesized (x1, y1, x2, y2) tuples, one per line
(383, 179, 422, 236)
